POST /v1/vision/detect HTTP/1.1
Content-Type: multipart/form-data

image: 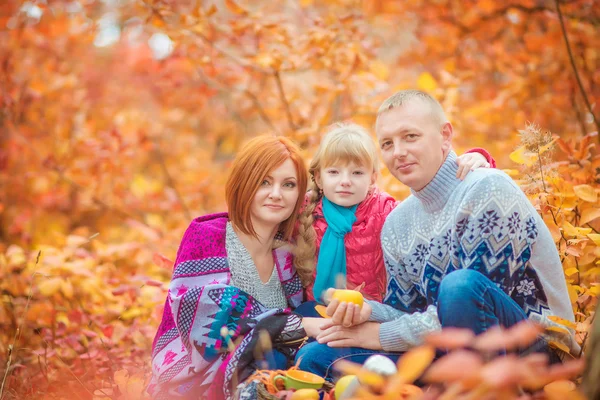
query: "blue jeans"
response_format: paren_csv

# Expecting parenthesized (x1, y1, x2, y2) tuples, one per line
(294, 270, 560, 378)
(294, 301, 402, 380)
(438, 269, 560, 362)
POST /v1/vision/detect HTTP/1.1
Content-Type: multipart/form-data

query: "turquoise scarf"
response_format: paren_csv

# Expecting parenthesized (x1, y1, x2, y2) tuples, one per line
(312, 197, 358, 302)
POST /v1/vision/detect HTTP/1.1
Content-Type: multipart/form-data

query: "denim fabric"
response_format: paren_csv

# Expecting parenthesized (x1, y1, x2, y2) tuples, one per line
(438, 269, 561, 363)
(295, 342, 402, 381)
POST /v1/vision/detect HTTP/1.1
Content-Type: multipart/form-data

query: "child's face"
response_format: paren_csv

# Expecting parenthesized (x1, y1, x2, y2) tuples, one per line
(315, 161, 376, 208)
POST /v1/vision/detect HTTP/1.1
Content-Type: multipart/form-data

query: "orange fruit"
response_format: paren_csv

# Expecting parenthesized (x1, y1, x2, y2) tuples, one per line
(332, 290, 364, 308)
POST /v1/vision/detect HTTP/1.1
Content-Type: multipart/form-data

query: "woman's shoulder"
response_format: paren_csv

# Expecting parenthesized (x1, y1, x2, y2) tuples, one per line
(175, 212, 229, 264)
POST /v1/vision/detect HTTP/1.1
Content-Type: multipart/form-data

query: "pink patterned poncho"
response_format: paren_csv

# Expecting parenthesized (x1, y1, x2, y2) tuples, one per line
(148, 213, 304, 399)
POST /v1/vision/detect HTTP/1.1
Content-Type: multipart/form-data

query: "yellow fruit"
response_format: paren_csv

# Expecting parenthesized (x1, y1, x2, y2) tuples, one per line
(335, 375, 358, 400)
(290, 388, 319, 400)
(332, 290, 364, 308)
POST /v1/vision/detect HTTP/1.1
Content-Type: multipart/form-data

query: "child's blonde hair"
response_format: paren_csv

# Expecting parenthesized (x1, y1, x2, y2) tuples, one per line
(294, 123, 379, 286)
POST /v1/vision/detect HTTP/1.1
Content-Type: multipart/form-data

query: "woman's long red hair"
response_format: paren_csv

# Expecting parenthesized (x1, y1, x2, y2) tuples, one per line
(225, 135, 308, 241)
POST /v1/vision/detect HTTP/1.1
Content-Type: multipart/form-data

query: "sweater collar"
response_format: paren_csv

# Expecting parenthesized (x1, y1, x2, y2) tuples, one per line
(411, 151, 460, 213)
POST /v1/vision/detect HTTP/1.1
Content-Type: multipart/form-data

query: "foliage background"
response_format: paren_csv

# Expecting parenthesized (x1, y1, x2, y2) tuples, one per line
(0, 0, 599, 398)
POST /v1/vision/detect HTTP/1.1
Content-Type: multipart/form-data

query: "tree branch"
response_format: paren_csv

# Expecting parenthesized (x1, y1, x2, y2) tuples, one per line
(153, 141, 192, 221)
(273, 71, 296, 132)
(555, 0, 600, 138)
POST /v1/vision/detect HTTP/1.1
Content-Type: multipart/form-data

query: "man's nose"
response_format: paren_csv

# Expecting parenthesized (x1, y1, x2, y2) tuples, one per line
(393, 143, 408, 158)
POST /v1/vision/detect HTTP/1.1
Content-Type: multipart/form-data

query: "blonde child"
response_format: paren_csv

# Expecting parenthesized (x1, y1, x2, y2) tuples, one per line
(293, 123, 494, 303)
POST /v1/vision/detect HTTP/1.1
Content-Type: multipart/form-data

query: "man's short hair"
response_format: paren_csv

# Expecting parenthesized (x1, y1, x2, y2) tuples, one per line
(377, 89, 448, 127)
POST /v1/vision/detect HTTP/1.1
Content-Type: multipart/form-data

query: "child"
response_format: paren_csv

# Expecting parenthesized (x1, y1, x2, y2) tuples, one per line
(293, 123, 495, 303)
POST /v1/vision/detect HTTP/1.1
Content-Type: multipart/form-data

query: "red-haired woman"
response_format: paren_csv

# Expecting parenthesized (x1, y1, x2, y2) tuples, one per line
(149, 136, 321, 400)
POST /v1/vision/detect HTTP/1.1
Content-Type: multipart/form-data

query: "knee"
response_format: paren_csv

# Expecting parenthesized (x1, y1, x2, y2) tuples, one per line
(295, 342, 328, 374)
(438, 269, 486, 303)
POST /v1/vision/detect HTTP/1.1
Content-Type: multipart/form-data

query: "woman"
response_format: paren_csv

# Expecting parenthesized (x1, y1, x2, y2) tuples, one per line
(148, 136, 322, 400)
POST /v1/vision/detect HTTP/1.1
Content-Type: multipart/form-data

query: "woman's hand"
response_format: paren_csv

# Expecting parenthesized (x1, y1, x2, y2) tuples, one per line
(456, 152, 490, 180)
(316, 322, 382, 350)
(323, 288, 372, 327)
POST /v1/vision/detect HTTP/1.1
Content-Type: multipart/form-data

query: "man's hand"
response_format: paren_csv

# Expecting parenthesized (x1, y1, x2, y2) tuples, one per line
(302, 317, 325, 338)
(456, 152, 490, 180)
(316, 322, 382, 350)
(323, 288, 372, 327)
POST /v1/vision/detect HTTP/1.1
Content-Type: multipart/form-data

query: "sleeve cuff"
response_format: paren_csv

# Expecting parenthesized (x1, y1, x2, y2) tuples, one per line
(379, 321, 410, 352)
(466, 147, 497, 168)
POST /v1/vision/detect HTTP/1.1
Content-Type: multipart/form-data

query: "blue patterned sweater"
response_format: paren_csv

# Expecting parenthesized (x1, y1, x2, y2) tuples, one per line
(369, 151, 578, 354)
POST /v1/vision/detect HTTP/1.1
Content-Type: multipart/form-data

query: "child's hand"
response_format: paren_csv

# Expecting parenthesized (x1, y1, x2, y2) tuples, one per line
(322, 288, 372, 327)
(456, 152, 490, 180)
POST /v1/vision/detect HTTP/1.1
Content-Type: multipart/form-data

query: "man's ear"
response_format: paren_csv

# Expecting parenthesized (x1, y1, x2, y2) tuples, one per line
(441, 122, 454, 153)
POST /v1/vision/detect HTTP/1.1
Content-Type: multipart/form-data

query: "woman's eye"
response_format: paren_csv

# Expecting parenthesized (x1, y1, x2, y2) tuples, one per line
(261, 180, 270, 186)
(284, 182, 296, 188)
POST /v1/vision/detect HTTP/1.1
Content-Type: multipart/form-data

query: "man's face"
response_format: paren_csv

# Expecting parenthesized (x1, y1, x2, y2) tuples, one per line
(376, 101, 452, 191)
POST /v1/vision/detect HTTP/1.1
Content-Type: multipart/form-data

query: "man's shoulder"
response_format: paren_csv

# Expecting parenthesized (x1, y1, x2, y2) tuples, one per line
(387, 195, 419, 218)
(460, 168, 522, 196)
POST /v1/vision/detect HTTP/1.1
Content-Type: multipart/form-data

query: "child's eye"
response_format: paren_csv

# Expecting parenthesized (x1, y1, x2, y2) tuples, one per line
(327, 170, 338, 175)
(353, 171, 365, 175)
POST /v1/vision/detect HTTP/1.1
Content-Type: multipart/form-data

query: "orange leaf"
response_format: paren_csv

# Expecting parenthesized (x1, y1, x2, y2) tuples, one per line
(153, 253, 174, 270)
(225, 0, 247, 15)
(314, 305, 329, 318)
(580, 207, 600, 225)
(395, 345, 436, 384)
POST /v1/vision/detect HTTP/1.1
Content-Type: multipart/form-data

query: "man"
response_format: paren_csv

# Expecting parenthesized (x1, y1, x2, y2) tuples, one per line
(296, 90, 578, 378)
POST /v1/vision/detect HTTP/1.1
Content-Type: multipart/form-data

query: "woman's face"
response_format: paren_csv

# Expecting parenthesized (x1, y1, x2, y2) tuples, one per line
(250, 158, 300, 229)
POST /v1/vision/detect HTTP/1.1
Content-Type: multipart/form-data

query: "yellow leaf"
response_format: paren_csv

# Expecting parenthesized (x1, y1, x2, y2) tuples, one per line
(538, 137, 558, 155)
(548, 316, 577, 329)
(545, 326, 571, 335)
(416, 72, 437, 92)
(562, 221, 579, 237)
(564, 268, 579, 276)
(573, 184, 598, 203)
(567, 284, 578, 304)
(587, 233, 600, 246)
(120, 307, 144, 321)
(509, 146, 537, 166)
(38, 277, 63, 297)
(580, 207, 600, 225)
(547, 340, 570, 354)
